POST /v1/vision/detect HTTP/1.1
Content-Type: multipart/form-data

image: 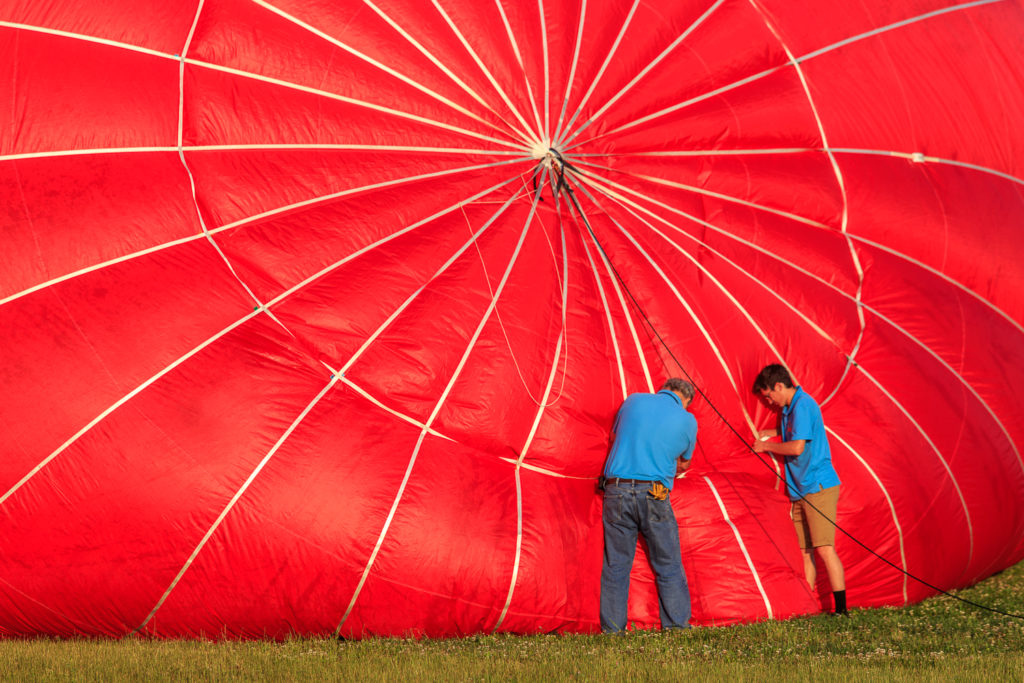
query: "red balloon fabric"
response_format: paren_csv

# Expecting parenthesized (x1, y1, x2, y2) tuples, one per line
(2, 0, 1024, 638)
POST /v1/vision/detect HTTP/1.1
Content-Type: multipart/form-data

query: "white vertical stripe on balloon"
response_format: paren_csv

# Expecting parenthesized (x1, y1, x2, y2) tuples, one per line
(553, 0, 640, 149)
(576, 213, 629, 400)
(577, 166, 1023, 498)
(826, 427, 909, 604)
(358, 0, 532, 143)
(560, 0, 728, 149)
(0, 160, 527, 310)
(568, 178, 748, 404)
(537, 0, 551, 141)
(338, 376, 453, 441)
(0, 20, 177, 59)
(583, 0, 1004, 143)
(175, 1, 291, 333)
(246, 0, 516, 142)
(0, 311, 260, 507)
(492, 0, 545, 143)
(0, 179, 521, 505)
(430, 0, 539, 143)
(704, 476, 773, 619)
(747, 0, 866, 413)
(851, 364, 975, 575)
(551, 0, 587, 146)
(336, 182, 527, 376)
(494, 209, 570, 632)
(334, 170, 550, 635)
(185, 58, 525, 150)
(134, 375, 341, 634)
(575, 204, 654, 392)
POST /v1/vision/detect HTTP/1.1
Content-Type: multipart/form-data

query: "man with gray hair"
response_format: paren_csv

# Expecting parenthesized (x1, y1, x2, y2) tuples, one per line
(599, 378, 698, 632)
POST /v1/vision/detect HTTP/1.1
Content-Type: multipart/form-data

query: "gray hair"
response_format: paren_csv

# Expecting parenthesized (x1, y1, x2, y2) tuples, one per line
(661, 377, 695, 401)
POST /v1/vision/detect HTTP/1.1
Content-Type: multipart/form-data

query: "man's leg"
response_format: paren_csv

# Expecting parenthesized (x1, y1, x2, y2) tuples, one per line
(815, 545, 845, 591)
(801, 548, 817, 589)
(640, 493, 690, 629)
(600, 485, 639, 633)
(792, 501, 816, 588)
(804, 486, 846, 614)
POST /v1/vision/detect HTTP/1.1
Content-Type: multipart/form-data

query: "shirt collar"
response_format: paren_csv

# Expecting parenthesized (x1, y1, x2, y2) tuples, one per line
(657, 389, 682, 406)
(782, 386, 805, 416)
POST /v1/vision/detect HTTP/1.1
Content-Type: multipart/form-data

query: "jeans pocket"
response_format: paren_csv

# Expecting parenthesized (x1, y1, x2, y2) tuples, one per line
(603, 491, 624, 524)
(646, 495, 672, 524)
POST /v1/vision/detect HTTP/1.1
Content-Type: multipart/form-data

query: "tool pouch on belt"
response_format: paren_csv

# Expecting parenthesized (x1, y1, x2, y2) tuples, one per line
(648, 482, 668, 500)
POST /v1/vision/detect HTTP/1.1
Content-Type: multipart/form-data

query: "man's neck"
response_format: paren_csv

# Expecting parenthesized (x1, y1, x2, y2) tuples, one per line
(780, 386, 798, 407)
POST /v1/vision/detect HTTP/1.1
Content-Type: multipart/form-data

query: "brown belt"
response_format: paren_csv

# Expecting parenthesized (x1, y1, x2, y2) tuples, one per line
(605, 478, 655, 486)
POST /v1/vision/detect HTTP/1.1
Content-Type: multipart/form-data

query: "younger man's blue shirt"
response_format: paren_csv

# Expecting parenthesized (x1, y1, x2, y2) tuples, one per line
(603, 390, 697, 489)
(781, 386, 841, 500)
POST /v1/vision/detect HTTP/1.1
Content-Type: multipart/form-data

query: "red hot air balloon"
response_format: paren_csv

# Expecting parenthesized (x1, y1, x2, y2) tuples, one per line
(2, 0, 1023, 638)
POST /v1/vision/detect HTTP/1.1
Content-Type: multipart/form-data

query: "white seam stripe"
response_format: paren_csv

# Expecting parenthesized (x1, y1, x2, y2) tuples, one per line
(135, 375, 340, 632)
(704, 476, 773, 618)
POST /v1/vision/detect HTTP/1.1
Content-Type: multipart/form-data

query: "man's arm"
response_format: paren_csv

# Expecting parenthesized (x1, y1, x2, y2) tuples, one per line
(676, 457, 691, 475)
(752, 438, 805, 457)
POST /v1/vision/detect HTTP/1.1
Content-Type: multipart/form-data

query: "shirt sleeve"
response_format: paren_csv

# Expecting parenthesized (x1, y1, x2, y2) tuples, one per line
(789, 399, 816, 442)
(679, 415, 697, 461)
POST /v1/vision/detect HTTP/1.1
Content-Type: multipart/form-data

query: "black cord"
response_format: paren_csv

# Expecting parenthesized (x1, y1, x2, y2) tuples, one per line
(540, 154, 1024, 621)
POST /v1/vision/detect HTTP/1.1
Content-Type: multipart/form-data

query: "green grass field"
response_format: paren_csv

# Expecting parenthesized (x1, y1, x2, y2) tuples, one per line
(3, 561, 1024, 681)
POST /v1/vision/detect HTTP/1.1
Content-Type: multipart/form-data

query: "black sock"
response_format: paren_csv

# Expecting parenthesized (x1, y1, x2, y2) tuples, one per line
(833, 590, 847, 614)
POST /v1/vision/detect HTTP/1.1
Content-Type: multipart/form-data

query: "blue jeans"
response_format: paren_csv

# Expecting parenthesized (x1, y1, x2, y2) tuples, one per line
(599, 480, 691, 632)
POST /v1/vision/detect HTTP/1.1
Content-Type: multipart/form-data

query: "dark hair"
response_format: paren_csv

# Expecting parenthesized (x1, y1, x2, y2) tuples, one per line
(661, 377, 695, 401)
(752, 364, 793, 393)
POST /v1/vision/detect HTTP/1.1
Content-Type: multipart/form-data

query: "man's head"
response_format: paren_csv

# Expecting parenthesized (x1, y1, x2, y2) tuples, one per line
(661, 378, 695, 408)
(752, 363, 796, 409)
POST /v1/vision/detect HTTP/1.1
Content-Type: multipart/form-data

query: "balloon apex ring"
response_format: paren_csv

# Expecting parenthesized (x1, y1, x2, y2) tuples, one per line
(530, 139, 552, 159)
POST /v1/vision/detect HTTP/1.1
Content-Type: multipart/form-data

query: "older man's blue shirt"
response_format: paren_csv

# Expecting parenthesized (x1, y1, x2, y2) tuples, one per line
(603, 390, 697, 489)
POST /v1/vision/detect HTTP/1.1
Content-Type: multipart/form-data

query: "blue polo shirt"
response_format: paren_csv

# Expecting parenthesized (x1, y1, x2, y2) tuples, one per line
(781, 386, 840, 500)
(603, 390, 697, 489)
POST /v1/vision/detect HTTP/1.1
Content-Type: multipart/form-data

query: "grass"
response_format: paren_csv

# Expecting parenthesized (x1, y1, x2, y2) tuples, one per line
(3, 561, 1024, 682)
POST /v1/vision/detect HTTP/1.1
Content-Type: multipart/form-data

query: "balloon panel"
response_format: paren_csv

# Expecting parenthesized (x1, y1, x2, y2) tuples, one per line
(1, 0, 1022, 638)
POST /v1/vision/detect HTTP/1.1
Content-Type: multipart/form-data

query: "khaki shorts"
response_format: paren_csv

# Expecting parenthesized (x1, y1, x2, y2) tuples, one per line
(791, 485, 840, 549)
